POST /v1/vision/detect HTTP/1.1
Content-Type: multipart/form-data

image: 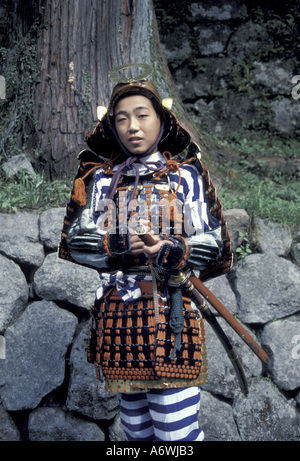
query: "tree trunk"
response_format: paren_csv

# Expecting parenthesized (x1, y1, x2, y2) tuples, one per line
(32, 0, 201, 179)
(1, 0, 206, 180)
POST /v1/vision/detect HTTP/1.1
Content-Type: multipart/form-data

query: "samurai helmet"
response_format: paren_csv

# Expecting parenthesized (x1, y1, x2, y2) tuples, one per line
(86, 63, 191, 159)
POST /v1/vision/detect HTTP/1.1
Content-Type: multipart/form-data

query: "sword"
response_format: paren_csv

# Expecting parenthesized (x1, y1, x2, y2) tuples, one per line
(189, 275, 269, 365)
(167, 270, 269, 369)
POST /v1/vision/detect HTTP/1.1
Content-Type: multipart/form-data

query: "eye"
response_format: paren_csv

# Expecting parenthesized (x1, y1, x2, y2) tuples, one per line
(116, 117, 126, 123)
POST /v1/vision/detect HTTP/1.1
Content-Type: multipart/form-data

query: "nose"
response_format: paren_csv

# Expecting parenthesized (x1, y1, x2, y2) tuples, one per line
(128, 116, 139, 132)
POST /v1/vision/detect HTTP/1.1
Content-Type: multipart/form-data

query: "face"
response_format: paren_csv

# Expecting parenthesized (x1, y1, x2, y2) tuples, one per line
(114, 95, 161, 155)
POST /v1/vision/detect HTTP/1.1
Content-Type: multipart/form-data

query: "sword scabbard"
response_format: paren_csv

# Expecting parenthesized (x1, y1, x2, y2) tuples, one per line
(190, 275, 269, 365)
(183, 278, 249, 395)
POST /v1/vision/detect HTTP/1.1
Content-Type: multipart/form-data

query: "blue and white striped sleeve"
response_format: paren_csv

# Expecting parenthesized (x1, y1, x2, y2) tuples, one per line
(170, 165, 223, 271)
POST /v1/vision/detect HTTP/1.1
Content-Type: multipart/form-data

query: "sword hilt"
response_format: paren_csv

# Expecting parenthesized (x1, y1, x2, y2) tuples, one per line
(130, 220, 157, 246)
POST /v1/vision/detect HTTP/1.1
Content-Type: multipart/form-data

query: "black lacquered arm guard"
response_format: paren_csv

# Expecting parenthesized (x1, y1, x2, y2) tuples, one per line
(67, 233, 115, 270)
(105, 227, 131, 256)
(185, 228, 223, 271)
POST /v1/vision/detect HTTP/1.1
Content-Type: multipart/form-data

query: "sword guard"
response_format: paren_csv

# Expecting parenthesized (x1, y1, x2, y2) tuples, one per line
(167, 270, 191, 287)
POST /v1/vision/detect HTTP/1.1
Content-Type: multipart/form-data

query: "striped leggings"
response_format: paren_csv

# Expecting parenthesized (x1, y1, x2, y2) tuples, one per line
(118, 387, 204, 442)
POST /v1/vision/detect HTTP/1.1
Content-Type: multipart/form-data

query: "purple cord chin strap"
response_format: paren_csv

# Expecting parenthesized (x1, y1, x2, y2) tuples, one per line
(106, 122, 166, 225)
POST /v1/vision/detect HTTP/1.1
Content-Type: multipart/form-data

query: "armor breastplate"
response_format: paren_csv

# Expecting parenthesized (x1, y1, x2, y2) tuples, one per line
(113, 172, 183, 233)
(103, 172, 184, 267)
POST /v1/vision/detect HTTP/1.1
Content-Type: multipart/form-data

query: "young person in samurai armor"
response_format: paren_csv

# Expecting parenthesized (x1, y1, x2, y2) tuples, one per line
(59, 64, 232, 442)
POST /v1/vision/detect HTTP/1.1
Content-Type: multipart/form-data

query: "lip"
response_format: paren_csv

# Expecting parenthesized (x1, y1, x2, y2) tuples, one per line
(128, 137, 143, 144)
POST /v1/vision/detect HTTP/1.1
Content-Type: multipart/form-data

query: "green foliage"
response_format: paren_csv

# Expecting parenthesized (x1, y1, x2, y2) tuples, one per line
(250, 6, 299, 59)
(235, 230, 252, 260)
(219, 169, 300, 228)
(215, 132, 300, 229)
(0, 170, 71, 213)
(230, 61, 255, 93)
(0, 20, 41, 160)
(153, 0, 190, 34)
(216, 131, 300, 159)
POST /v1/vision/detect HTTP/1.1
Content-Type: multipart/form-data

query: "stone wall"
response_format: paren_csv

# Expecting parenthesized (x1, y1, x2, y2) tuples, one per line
(154, 0, 300, 137)
(0, 208, 299, 441)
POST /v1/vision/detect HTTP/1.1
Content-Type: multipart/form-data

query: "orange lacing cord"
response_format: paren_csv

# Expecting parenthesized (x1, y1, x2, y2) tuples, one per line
(71, 159, 116, 207)
(72, 150, 194, 207)
(103, 230, 117, 258)
(154, 151, 194, 199)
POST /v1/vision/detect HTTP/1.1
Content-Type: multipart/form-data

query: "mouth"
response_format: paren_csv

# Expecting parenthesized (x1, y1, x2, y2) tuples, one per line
(128, 137, 143, 145)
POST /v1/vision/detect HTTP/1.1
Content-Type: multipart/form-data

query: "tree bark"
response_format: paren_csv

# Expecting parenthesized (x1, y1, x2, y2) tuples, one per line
(1, 0, 207, 179)
(34, 0, 206, 179)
